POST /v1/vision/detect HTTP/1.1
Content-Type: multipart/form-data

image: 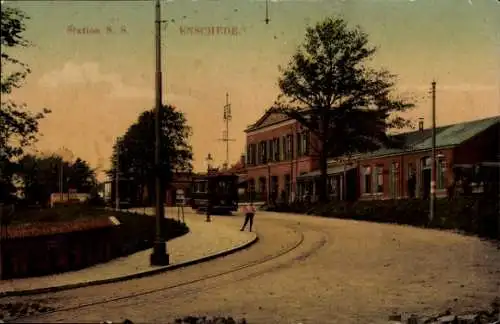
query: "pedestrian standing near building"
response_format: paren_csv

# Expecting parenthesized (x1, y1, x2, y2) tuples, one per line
(240, 202, 256, 232)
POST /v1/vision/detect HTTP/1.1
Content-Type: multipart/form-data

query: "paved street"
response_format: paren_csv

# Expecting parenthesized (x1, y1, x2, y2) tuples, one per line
(2, 210, 499, 324)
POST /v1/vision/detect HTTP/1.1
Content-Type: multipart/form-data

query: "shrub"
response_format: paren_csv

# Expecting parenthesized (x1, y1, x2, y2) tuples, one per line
(277, 197, 499, 240)
(111, 209, 189, 256)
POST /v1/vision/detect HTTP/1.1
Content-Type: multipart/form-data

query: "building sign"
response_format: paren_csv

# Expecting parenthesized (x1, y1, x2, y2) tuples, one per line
(175, 189, 185, 205)
(50, 192, 91, 207)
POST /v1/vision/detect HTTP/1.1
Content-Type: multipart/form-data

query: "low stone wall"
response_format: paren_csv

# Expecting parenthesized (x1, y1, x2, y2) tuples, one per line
(1, 218, 118, 279)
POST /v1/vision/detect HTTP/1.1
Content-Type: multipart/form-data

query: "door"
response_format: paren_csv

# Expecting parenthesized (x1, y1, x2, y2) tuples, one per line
(422, 169, 431, 199)
(421, 157, 431, 199)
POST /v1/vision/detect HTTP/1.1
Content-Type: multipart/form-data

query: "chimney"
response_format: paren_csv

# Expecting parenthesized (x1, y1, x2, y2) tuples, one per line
(418, 118, 424, 132)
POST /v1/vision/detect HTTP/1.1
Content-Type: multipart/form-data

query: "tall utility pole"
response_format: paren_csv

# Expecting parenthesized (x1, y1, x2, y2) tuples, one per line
(220, 92, 235, 170)
(265, 0, 270, 24)
(429, 80, 437, 223)
(150, 0, 169, 266)
(115, 141, 120, 211)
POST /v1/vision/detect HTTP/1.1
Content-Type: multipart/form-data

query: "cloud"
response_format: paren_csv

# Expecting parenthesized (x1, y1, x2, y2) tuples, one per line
(39, 62, 153, 99)
(38, 62, 199, 102)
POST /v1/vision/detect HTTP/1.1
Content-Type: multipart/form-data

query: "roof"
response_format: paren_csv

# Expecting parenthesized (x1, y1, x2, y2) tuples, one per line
(358, 116, 500, 160)
(245, 109, 292, 133)
(297, 165, 356, 180)
(245, 108, 311, 133)
(192, 171, 239, 180)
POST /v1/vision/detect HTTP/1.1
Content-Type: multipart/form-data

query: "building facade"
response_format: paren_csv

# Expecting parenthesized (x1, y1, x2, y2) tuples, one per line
(245, 110, 318, 202)
(297, 115, 500, 201)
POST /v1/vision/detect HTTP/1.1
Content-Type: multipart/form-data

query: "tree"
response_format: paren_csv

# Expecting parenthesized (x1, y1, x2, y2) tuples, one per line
(1, 5, 50, 200)
(16, 154, 97, 206)
(68, 158, 97, 193)
(108, 105, 193, 205)
(272, 17, 414, 202)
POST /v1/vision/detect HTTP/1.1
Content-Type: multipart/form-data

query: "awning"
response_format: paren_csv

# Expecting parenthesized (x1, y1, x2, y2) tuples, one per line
(297, 165, 357, 180)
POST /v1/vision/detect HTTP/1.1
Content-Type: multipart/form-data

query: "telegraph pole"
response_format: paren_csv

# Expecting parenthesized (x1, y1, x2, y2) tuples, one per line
(429, 80, 437, 223)
(219, 92, 235, 170)
(150, 0, 169, 266)
(265, 0, 270, 24)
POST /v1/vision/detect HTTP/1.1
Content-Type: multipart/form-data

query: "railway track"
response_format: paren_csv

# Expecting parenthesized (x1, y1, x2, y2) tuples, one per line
(7, 221, 331, 323)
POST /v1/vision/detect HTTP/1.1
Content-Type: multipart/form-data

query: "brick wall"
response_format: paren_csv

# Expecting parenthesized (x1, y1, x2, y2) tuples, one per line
(246, 120, 319, 199)
(358, 148, 454, 200)
(1, 225, 116, 279)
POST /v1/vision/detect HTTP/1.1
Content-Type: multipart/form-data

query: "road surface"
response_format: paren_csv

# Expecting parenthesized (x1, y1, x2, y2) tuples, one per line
(2, 210, 499, 324)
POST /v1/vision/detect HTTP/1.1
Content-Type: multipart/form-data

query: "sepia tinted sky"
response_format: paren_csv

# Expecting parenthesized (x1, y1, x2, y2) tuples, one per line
(5, 0, 499, 179)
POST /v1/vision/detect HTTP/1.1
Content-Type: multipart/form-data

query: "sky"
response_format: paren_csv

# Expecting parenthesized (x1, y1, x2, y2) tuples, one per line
(3, 0, 499, 180)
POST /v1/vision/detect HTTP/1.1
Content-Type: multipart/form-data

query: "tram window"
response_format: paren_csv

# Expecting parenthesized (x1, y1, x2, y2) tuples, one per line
(194, 181, 208, 193)
(217, 180, 230, 194)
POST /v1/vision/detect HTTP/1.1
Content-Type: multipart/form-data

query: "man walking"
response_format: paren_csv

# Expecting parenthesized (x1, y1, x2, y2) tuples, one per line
(240, 202, 256, 232)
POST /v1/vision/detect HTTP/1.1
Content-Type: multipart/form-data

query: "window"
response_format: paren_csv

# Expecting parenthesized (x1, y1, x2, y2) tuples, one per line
(252, 144, 257, 165)
(285, 134, 293, 160)
(389, 162, 400, 198)
(247, 144, 257, 166)
(362, 166, 372, 193)
(194, 181, 207, 193)
(258, 177, 266, 193)
(374, 165, 384, 193)
(248, 179, 255, 195)
(302, 131, 309, 156)
(296, 133, 302, 156)
(273, 138, 280, 161)
(281, 136, 286, 160)
(217, 181, 228, 194)
(258, 141, 267, 164)
(257, 143, 261, 165)
(328, 176, 338, 197)
(268, 140, 274, 162)
(271, 176, 278, 193)
(284, 174, 291, 194)
(437, 159, 446, 189)
(246, 145, 252, 165)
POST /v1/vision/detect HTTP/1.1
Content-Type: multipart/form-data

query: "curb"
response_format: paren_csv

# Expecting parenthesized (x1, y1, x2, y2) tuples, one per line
(0, 233, 258, 297)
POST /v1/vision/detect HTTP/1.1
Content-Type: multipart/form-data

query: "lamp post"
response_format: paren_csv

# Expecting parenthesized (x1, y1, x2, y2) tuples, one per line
(206, 153, 213, 173)
(150, 0, 169, 266)
(205, 153, 213, 222)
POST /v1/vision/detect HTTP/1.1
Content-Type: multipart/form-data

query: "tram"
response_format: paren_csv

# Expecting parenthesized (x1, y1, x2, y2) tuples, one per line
(189, 172, 239, 214)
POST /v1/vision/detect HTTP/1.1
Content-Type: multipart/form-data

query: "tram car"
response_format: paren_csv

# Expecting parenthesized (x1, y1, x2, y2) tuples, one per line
(189, 172, 239, 214)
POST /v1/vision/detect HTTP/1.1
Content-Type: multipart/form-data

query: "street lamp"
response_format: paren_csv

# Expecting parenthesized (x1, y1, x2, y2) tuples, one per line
(150, 0, 169, 266)
(205, 153, 213, 222)
(206, 153, 213, 173)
